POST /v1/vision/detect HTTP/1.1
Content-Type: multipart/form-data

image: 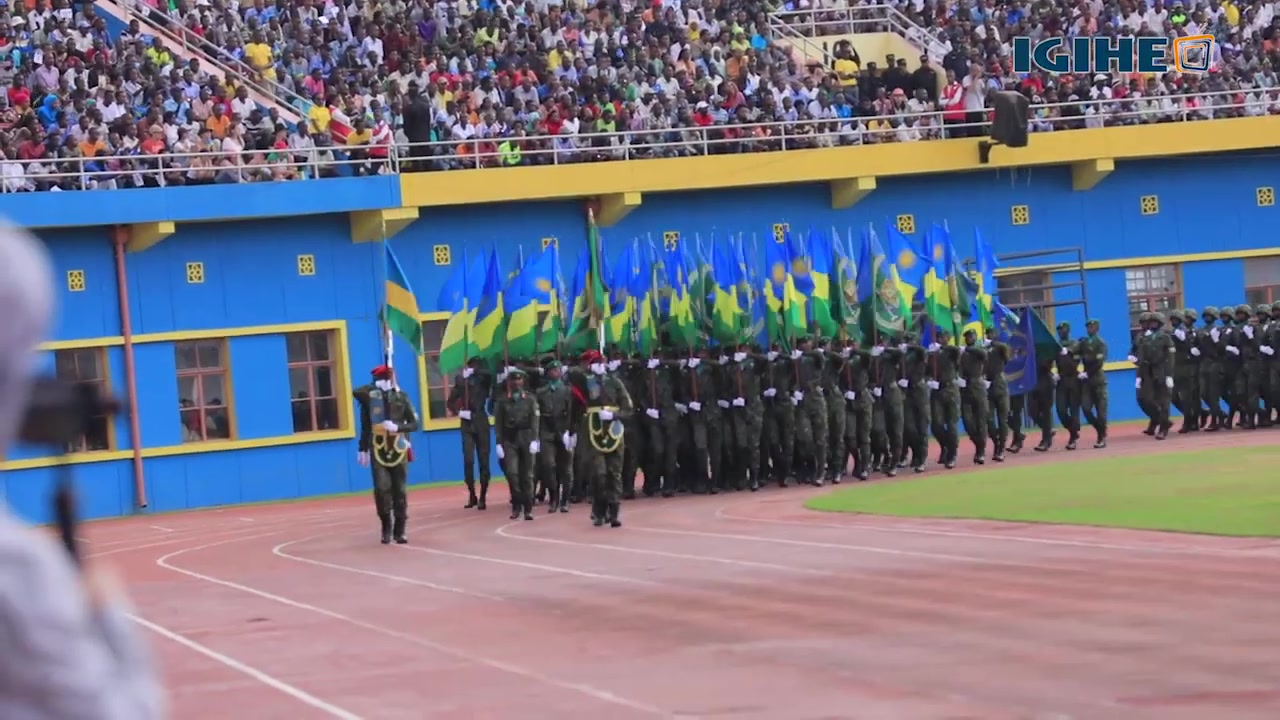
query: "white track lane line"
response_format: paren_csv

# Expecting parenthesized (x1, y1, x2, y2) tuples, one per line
(156, 526, 670, 717)
(390, 539, 662, 586)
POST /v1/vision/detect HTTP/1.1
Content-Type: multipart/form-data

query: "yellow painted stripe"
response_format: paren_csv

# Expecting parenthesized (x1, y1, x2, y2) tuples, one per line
(385, 279, 420, 318)
(997, 247, 1280, 277)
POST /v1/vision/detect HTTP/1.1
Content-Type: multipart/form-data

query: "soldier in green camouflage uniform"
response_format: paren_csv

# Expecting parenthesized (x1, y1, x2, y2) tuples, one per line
(1128, 312, 1157, 434)
(628, 351, 681, 497)
(792, 336, 829, 484)
(677, 346, 724, 493)
(761, 344, 795, 487)
(1077, 319, 1109, 448)
(900, 332, 931, 472)
(725, 342, 768, 491)
(534, 360, 574, 513)
(355, 365, 420, 545)
(839, 340, 874, 480)
(983, 326, 1012, 462)
(1168, 310, 1200, 433)
(570, 350, 633, 527)
(447, 357, 495, 510)
(816, 339, 847, 482)
(1053, 322, 1084, 450)
(1137, 312, 1175, 439)
(1257, 304, 1276, 427)
(1197, 307, 1225, 431)
(605, 350, 641, 499)
(1266, 302, 1280, 424)
(1218, 306, 1241, 428)
(927, 329, 962, 469)
(1234, 304, 1265, 429)
(869, 337, 905, 477)
(494, 369, 540, 521)
(958, 329, 990, 464)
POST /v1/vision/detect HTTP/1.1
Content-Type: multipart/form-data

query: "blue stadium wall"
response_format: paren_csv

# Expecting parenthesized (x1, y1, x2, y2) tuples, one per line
(1, 155, 1275, 523)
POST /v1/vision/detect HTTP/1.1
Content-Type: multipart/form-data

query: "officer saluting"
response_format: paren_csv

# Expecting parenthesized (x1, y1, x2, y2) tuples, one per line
(355, 365, 419, 544)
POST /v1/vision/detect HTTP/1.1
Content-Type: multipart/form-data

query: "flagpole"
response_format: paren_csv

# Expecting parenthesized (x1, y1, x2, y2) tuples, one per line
(587, 208, 605, 354)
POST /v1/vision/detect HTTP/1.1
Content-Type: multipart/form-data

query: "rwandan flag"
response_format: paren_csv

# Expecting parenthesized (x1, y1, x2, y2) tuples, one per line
(384, 242, 423, 354)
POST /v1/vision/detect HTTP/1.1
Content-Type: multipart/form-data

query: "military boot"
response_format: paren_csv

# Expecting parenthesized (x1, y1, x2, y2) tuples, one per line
(379, 515, 392, 545)
(1199, 413, 1210, 429)
(1143, 420, 1157, 436)
(392, 515, 407, 545)
(1205, 414, 1220, 431)
(1177, 417, 1192, 434)
(1223, 412, 1234, 430)
(559, 494, 570, 513)
(464, 483, 479, 509)
(1034, 431, 1055, 452)
(1241, 412, 1256, 430)
(749, 468, 760, 492)
(477, 482, 489, 510)
(591, 499, 605, 527)
(547, 488, 559, 514)
(944, 446, 957, 470)
(608, 502, 622, 528)
(1009, 433, 1025, 453)
(992, 442, 1005, 463)
(523, 496, 534, 521)
(1065, 433, 1078, 451)
(1155, 421, 1171, 440)
(509, 501, 521, 520)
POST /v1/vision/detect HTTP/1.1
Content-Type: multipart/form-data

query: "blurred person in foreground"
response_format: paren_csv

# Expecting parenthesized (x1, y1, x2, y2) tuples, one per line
(0, 221, 165, 719)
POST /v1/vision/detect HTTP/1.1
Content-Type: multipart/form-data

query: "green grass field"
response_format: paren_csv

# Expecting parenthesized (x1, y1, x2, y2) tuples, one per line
(806, 446, 1280, 536)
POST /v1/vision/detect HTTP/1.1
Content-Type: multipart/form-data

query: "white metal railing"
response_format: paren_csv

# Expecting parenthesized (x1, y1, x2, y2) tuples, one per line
(767, 5, 951, 63)
(1, 89, 1274, 192)
(107, 0, 308, 124)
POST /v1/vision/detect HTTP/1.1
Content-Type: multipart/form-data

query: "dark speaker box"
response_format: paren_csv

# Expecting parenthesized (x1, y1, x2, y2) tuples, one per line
(990, 91, 1030, 148)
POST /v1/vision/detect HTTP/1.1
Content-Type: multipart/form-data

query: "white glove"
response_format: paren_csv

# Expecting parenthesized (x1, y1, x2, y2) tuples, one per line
(496, 445, 505, 460)
(844, 390, 856, 400)
(688, 358, 701, 368)
(357, 451, 370, 467)
(1077, 371, 1088, 380)
(960, 345, 967, 353)
(870, 346, 884, 357)
(763, 387, 777, 398)
(790, 396, 799, 406)
(957, 378, 968, 388)
(1210, 328, 1221, 342)
(496, 371, 508, 382)
(463, 367, 474, 378)
(646, 408, 660, 419)
(590, 362, 607, 375)
(607, 359, 621, 371)
(529, 440, 540, 454)
(1135, 378, 1142, 389)
(599, 409, 615, 421)
(792, 390, 804, 402)
(567, 433, 578, 450)
(928, 342, 941, 352)
(719, 355, 730, 365)
(381, 420, 399, 433)
(1145, 329, 1154, 337)
(647, 358, 660, 369)
(1262, 345, 1275, 356)
(562, 431, 572, 448)
(872, 387, 882, 398)
(766, 351, 779, 361)
(841, 347, 851, 358)
(1126, 355, 1138, 364)
(983, 339, 992, 347)
(1244, 325, 1255, 339)
(1174, 329, 1186, 341)
(679, 359, 688, 368)
(1060, 347, 1069, 356)
(982, 379, 992, 389)
(1190, 347, 1201, 357)
(790, 349, 802, 360)
(1164, 377, 1174, 389)
(733, 352, 746, 362)
(717, 399, 730, 409)
(926, 380, 940, 390)
(1052, 374, 1059, 385)
(1226, 345, 1240, 355)
(896, 378, 909, 388)
(898, 343, 908, 352)
(675, 402, 688, 413)
(504, 365, 517, 375)
(459, 409, 472, 421)
(733, 397, 746, 407)
(688, 401, 701, 412)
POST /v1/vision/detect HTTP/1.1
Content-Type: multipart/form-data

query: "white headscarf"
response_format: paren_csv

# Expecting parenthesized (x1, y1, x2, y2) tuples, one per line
(0, 220, 53, 455)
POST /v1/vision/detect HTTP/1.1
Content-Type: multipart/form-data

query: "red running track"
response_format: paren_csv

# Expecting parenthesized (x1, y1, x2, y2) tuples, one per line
(83, 424, 1280, 720)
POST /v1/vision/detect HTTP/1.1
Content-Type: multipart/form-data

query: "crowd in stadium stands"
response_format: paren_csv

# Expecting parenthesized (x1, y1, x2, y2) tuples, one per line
(0, 0, 1278, 190)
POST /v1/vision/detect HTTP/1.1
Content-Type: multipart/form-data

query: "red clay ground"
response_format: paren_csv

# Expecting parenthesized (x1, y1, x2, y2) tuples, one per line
(84, 424, 1280, 720)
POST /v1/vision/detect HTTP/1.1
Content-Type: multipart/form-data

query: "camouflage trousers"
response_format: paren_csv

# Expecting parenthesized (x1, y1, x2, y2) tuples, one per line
(371, 461, 408, 522)
(683, 414, 723, 492)
(960, 383, 989, 451)
(1080, 380, 1108, 436)
(986, 386, 1010, 452)
(794, 391, 828, 480)
(825, 392, 846, 478)
(930, 387, 961, 455)
(764, 398, 795, 481)
(460, 420, 492, 495)
(1200, 362, 1224, 417)
(844, 396, 872, 474)
(1054, 379, 1082, 437)
(582, 441, 625, 505)
(903, 386, 930, 466)
(536, 432, 573, 506)
(1172, 370, 1199, 427)
(640, 416, 680, 495)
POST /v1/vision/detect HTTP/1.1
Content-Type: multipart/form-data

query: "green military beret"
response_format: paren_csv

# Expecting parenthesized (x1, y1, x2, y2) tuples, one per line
(507, 368, 527, 378)
(1139, 311, 1153, 322)
(1219, 307, 1234, 316)
(1057, 321, 1070, 332)
(1235, 304, 1252, 314)
(1202, 306, 1218, 316)
(1256, 304, 1271, 315)
(1183, 308, 1197, 319)
(1152, 312, 1166, 323)
(963, 327, 977, 336)
(542, 358, 562, 370)
(1086, 318, 1100, 326)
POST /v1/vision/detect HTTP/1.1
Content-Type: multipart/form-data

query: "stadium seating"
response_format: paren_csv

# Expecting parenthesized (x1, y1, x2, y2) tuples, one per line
(0, 0, 1272, 191)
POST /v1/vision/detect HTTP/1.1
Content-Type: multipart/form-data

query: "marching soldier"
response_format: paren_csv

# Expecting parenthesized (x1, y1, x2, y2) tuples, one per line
(729, 342, 768, 491)
(901, 332, 931, 472)
(535, 359, 573, 513)
(631, 350, 680, 497)
(1077, 319, 1109, 448)
(763, 344, 796, 487)
(448, 357, 494, 510)
(355, 365, 419, 545)
(816, 340, 847, 483)
(676, 347, 723, 493)
(1218, 306, 1240, 428)
(1137, 312, 1175, 439)
(1197, 307, 1225, 431)
(570, 349, 633, 527)
(869, 336, 906, 476)
(494, 369, 540, 520)
(958, 329, 990, 464)
(1030, 350, 1057, 452)
(840, 339, 874, 480)
(1053, 322, 1083, 450)
(927, 328, 962, 469)
(1129, 312, 1157, 434)
(1267, 302, 1280, 424)
(983, 326, 1012, 462)
(1257, 305, 1275, 427)
(792, 336, 829, 484)
(1169, 310, 1200, 433)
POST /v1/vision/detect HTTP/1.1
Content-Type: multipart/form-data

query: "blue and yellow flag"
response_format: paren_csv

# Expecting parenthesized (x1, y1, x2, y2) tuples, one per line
(886, 223, 926, 305)
(473, 247, 505, 362)
(438, 249, 481, 375)
(383, 242, 423, 354)
(857, 227, 907, 339)
(808, 229, 837, 339)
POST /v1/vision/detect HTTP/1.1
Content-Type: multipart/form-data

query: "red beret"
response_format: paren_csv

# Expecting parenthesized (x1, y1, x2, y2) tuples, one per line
(371, 365, 393, 379)
(580, 350, 604, 364)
